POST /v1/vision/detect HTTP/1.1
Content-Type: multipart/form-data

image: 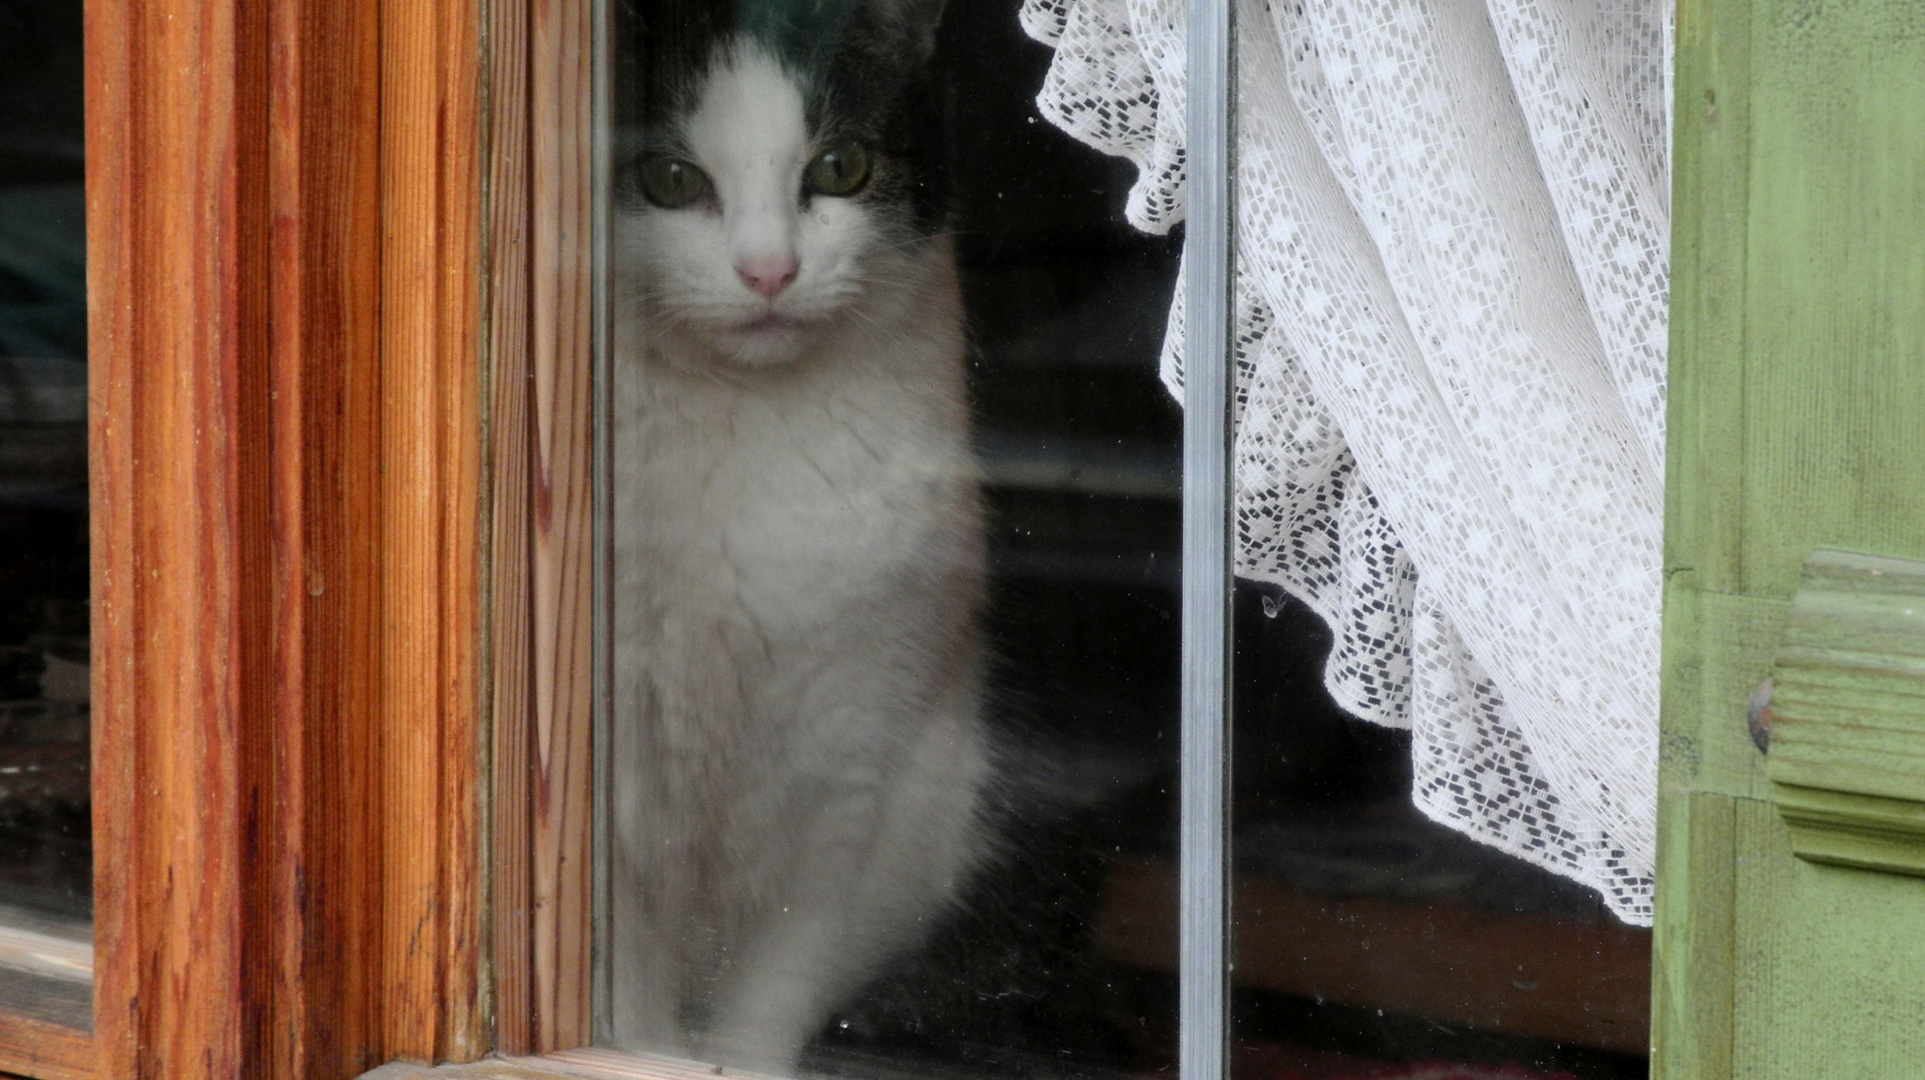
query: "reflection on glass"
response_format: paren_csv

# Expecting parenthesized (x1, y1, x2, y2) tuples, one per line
(608, 2, 1178, 1076)
(1227, 590, 1652, 1080)
(0, 0, 92, 1032)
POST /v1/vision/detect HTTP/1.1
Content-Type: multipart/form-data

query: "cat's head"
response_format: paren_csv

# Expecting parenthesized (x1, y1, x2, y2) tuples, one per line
(617, 0, 950, 368)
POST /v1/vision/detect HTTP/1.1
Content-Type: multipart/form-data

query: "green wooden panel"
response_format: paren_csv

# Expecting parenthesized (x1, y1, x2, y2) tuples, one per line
(1740, 0, 1925, 596)
(1660, 0, 1925, 1075)
(1731, 800, 1925, 1077)
(1663, 0, 1751, 598)
(1651, 792, 1735, 1078)
(1658, 585, 1781, 801)
(1663, 798, 1925, 1078)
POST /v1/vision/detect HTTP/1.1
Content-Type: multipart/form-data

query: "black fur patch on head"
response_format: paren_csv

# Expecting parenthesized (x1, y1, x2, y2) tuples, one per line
(617, 0, 951, 232)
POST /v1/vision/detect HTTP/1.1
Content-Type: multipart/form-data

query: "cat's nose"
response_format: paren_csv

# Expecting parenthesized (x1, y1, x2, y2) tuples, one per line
(736, 254, 799, 299)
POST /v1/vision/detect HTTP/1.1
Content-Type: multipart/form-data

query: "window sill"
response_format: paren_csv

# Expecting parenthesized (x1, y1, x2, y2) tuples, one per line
(361, 1048, 740, 1080)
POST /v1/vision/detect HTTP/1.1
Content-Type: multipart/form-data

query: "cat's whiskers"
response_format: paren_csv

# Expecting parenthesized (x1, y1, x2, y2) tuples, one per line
(861, 230, 954, 256)
(841, 303, 919, 353)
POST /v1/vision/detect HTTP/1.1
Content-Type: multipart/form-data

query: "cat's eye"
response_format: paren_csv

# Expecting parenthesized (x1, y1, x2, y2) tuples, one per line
(639, 154, 712, 208)
(803, 141, 871, 197)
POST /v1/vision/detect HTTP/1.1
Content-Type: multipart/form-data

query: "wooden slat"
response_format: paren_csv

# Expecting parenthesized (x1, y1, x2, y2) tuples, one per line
(1652, 792, 1736, 1079)
(380, 0, 487, 1062)
(88, 0, 489, 1073)
(358, 1048, 737, 1080)
(264, 0, 387, 1073)
(0, 1013, 94, 1080)
(493, 0, 597, 1057)
(87, 0, 265, 1072)
(529, 0, 597, 1052)
(82, 0, 136, 1074)
(491, 0, 540, 1050)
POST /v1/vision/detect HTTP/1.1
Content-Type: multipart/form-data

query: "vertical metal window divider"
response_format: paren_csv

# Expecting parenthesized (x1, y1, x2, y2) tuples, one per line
(1180, 1, 1236, 1079)
(591, 0, 617, 1044)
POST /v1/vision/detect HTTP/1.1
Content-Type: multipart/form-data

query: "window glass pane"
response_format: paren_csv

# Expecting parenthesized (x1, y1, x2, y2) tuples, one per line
(1228, 590, 1649, 1079)
(0, 0, 92, 1032)
(605, 3, 1181, 1075)
(1222, 0, 1658, 1074)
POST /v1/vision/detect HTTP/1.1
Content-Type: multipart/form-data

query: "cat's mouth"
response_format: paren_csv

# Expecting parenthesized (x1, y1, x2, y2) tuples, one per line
(736, 312, 805, 334)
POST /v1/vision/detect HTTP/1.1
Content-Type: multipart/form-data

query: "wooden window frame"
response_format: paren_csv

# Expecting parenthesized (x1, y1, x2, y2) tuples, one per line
(487, 0, 598, 1059)
(34, 0, 600, 1071)
(55, 0, 507, 1074)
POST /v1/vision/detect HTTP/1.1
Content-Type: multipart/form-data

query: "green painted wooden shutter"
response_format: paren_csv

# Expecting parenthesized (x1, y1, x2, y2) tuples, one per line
(1658, 0, 1925, 1075)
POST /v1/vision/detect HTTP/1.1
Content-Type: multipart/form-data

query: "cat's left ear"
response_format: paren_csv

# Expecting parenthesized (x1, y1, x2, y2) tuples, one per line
(868, 0, 946, 60)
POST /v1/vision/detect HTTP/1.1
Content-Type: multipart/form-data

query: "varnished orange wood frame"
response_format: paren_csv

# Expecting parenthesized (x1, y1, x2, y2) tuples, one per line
(490, 0, 598, 1057)
(0, 1013, 91, 1080)
(83, 0, 487, 1075)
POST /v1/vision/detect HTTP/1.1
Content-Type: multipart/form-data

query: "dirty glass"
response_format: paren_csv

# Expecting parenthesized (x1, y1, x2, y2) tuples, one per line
(601, 4, 1652, 1080)
(1219, 2, 1653, 1077)
(1226, 590, 1651, 1080)
(604, 2, 1179, 1075)
(0, 0, 93, 1033)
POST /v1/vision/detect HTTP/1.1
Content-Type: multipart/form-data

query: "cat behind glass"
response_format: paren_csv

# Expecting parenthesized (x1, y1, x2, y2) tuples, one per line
(609, 0, 985, 1071)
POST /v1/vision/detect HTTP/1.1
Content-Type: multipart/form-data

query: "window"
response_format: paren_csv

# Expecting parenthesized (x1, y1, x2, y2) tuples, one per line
(551, 3, 1656, 1080)
(44, 1, 1925, 1078)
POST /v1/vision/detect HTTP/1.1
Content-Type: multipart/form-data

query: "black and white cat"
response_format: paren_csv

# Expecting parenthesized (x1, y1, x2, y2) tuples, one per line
(609, 0, 986, 1071)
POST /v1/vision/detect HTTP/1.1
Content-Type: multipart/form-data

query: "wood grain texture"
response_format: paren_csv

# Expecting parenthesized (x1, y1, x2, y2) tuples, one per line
(0, 1013, 94, 1080)
(1736, 0, 1925, 599)
(1766, 550, 1925, 874)
(1659, 0, 1925, 1075)
(1658, 590, 1782, 802)
(87, 0, 489, 1073)
(1766, 551, 1925, 802)
(262, 0, 388, 1074)
(1662, 0, 1751, 600)
(1650, 792, 1735, 1079)
(88, 0, 266, 1072)
(491, 0, 597, 1056)
(489, 0, 539, 1048)
(529, 0, 597, 1050)
(1730, 800, 1925, 1077)
(1652, 3, 1753, 1067)
(380, 0, 487, 1062)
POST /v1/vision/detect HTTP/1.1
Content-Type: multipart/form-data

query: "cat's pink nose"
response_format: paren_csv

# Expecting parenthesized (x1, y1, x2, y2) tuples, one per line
(737, 254, 799, 299)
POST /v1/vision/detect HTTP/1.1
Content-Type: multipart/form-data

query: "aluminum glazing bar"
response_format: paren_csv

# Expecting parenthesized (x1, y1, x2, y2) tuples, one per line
(1179, 0, 1235, 1079)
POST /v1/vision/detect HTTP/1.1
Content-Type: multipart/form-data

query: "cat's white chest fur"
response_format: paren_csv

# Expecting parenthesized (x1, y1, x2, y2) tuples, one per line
(618, 252, 977, 647)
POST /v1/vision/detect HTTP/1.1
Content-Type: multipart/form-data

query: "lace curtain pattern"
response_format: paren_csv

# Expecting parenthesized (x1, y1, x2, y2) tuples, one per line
(1022, 0, 1671, 923)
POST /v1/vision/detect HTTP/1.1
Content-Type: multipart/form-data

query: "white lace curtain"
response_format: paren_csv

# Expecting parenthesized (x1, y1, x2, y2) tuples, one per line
(1022, 0, 1671, 923)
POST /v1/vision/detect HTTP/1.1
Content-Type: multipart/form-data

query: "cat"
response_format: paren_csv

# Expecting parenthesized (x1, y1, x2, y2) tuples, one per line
(607, 0, 989, 1072)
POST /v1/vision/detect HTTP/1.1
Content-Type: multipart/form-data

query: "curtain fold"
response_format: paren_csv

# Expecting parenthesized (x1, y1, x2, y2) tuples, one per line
(1025, 0, 1671, 924)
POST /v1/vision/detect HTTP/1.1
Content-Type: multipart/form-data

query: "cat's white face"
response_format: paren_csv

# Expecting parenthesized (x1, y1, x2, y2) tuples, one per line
(622, 47, 897, 368)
